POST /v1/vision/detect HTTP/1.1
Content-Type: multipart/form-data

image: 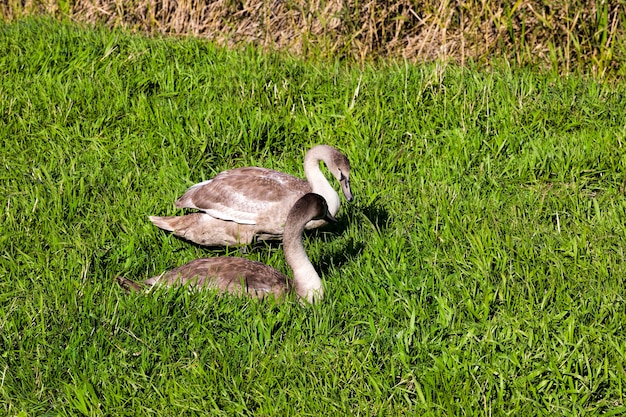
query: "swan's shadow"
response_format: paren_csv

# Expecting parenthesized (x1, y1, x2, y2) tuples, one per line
(308, 200, 390, 275)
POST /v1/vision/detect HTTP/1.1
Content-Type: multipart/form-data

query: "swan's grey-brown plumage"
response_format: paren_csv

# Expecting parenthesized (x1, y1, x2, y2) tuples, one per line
(118, 193, 335, 303)
(149, 145, 352, 246)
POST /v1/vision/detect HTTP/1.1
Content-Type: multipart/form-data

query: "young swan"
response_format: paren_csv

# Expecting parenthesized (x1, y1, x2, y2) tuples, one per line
(118, 193, 336, 303)
(149, 145, 352, 246)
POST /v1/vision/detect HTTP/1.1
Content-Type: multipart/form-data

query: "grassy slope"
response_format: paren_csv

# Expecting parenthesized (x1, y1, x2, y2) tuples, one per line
(2, 18, 626, 415)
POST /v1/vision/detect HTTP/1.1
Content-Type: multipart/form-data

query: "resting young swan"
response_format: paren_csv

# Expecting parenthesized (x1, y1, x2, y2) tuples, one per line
(118, 193, 336, 303)
(149, 145, 353, 246)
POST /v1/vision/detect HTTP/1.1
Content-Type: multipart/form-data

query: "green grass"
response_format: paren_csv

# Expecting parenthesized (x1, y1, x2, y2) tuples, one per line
(2, 17, 626, 416)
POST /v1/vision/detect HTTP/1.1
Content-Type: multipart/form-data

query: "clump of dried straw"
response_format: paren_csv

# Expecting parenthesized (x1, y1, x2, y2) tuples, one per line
(3, 0, 625, 76)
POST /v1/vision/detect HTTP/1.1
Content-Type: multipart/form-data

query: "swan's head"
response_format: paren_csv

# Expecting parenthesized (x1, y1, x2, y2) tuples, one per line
(291, 193, 338, 225)
(306, 145, 354, 203)
(329, 150, 354, 203)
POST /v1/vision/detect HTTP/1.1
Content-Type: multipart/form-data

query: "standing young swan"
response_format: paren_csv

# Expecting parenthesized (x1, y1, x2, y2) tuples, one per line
(149, 145, 353, 246)
(119, 193, 335, 303)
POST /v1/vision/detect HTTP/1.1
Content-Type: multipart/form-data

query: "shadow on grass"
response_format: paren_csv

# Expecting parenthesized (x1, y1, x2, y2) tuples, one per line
(309, 200, 390, 276)
(358, 200, 391, 233)
(313, 236, 365, 277)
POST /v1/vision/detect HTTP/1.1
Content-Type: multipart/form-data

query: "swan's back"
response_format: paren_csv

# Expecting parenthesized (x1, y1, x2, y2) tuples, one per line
(146, 257, 292, 298)
(175, 167, 311, 225)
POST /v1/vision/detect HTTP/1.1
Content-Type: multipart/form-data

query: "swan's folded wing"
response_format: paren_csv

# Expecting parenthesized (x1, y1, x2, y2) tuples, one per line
(213, 257, 291, 296)
(151, 258, 290, 297)
(175, 168, 312, 224)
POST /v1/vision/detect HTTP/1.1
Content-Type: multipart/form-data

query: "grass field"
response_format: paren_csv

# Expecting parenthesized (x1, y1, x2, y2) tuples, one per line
(2, 18, 626, 415)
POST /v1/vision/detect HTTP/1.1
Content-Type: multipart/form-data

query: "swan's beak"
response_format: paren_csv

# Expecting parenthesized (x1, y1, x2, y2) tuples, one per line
(324, 211, 338, 223)
(341, 177, 354, 202)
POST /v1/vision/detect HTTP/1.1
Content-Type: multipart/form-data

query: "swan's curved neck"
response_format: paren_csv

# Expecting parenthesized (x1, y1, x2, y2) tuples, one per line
(303, 150, 341, 216)
(283, 221, 323, 303)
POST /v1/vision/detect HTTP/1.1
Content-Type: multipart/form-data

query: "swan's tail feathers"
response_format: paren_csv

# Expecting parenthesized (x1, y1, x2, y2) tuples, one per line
(116, 276, 145, 292)
(149, 215, 177, 232)
(148, 213, 257, 247)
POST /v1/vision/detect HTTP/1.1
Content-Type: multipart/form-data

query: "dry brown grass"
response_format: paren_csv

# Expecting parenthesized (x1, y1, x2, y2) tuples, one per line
(3, 0, 625, 76)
